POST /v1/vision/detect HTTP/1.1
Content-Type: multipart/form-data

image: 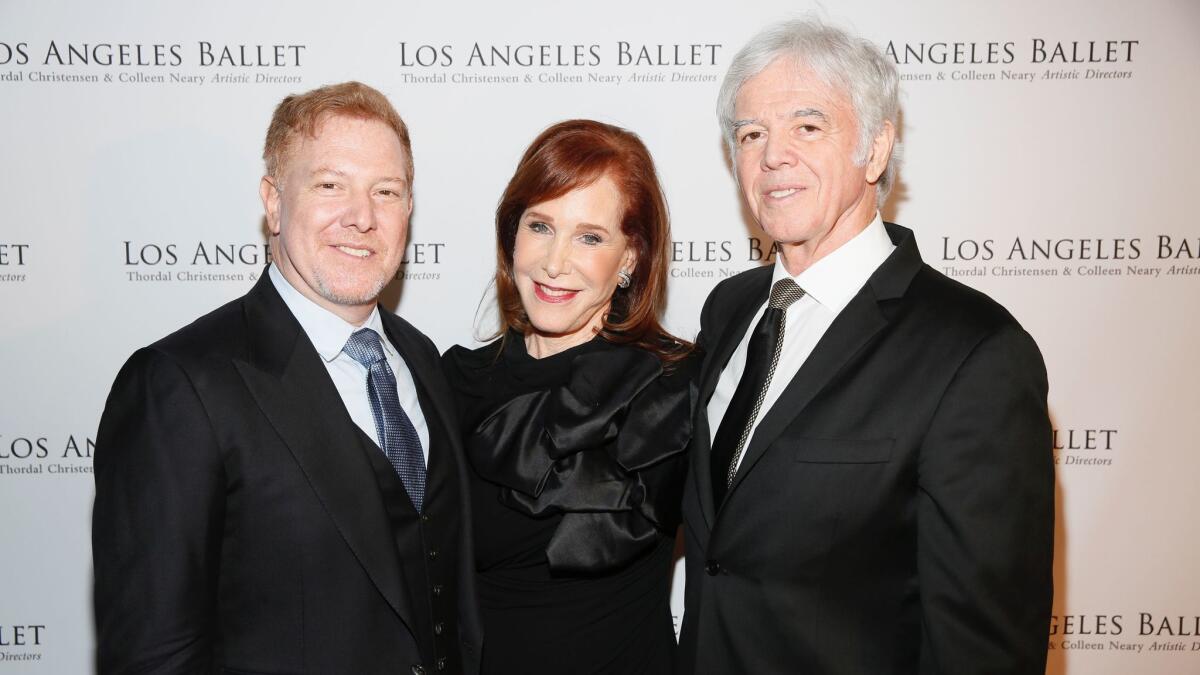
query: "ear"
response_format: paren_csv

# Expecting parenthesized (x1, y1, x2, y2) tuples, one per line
(864, 120, 896, 185)
(620, 246, 638, 278)
(260, 176, 282, 236)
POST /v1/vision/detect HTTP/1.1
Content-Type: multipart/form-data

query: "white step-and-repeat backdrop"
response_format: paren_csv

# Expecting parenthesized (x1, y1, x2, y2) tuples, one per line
(2, 1, 1197, 672)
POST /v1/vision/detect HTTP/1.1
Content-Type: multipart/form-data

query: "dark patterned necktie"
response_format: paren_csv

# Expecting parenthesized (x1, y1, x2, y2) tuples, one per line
(343, 328, 427, 512)
(710, 278, 806, 505)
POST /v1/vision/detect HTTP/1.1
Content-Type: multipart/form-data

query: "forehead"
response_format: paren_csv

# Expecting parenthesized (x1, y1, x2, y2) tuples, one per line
(734, 58, 854, 120)
(526, 176, 624, 225)
(285, 115, 409, 171)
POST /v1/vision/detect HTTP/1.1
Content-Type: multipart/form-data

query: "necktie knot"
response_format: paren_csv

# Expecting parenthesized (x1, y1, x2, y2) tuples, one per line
(769, 277, 806, 310)
(343, 328, 386, 368)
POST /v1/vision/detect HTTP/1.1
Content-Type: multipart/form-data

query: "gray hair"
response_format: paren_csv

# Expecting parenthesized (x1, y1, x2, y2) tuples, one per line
(717, 18, 902, 205)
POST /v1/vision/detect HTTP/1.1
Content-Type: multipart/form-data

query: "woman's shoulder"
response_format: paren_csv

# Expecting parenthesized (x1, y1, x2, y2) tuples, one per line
(440, 338, 503, 389)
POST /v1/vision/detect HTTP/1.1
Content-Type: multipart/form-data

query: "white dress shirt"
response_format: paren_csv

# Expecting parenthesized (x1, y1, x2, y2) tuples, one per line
(269, 265, 430, 464)
(707, 215, 895, 471)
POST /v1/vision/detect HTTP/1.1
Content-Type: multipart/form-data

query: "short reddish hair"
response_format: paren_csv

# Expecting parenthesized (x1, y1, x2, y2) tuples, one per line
(263, 81, 412, 185)
(494, 119, 691, 364)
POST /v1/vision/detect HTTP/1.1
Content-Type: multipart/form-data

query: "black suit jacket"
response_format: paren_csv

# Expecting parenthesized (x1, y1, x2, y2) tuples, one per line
(92, 272, 483, 674)
(679, 224, 1053, 674)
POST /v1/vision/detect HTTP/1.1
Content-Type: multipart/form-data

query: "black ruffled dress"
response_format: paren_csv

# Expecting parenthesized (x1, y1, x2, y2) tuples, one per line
(442, 331, 698, 675)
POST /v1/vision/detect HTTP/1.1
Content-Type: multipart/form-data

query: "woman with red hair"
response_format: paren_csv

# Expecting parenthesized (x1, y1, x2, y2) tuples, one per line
(443, 119, 696, 674)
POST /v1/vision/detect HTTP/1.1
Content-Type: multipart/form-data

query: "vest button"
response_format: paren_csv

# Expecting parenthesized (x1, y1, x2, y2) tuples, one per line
(705, 560, 722, 576)
(411, 666, 426, 675)
(436, 657, 447, 670)
(428, 549, 439, 560)
(432, 584, 444, 596)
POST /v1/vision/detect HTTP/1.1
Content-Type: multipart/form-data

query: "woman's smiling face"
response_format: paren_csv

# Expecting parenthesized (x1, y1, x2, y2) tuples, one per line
(512, 174, 635, 350)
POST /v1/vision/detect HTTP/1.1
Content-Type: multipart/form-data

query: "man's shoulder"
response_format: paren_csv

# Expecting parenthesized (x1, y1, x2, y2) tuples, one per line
(905, 263, 1027, 340)
(706, 264, 773, 307)
(148, 294, 250, 361)
(104, 292, 257, 405)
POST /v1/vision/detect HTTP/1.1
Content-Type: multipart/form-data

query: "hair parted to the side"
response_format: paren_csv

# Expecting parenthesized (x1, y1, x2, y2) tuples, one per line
(263, 81, 413, 186)
(717, 17, 903, 205)
(493, 119, 692, 365)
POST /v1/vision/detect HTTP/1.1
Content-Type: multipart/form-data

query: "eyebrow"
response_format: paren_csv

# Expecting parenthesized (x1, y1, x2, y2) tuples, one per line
(310, 167, 408, 186)
(792, 108, 829, 121)
(523, 211, 608, 231)
(732, 107, 830, 131)
(310, 166, 346, 177)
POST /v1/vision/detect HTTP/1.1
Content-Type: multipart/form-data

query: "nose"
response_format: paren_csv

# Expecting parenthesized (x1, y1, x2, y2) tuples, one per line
(761, 131, 795, 171)
(344, 188, 375, 232)
(542, 234, 572, 278)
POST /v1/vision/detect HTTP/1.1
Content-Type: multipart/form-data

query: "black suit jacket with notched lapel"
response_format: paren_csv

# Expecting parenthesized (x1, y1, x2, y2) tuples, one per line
(92, 271, 482, 675)
(679, 223, 1054, 675)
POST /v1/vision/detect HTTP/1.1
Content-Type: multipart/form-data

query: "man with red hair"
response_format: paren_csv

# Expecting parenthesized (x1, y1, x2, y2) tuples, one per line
(93, 82, 481, 675)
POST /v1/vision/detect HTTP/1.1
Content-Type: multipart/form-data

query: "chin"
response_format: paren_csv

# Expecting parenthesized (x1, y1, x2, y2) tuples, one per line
(534, 323, 591, 340)
(315, 273, 391, 308)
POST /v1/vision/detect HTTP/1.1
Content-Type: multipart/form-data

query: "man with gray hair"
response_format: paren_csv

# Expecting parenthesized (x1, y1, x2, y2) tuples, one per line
(679, 19, 1053, 674)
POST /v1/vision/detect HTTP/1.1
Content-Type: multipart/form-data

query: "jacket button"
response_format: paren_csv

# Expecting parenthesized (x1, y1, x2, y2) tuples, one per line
(436, 657, 447, 670)
(411, 666, 426, 675)
(705, 560, 722, 576)
(421, 513, 431, 523)
(428, 549, 439, 560)
(434, 622, 444, 635)
(432, 584, 444, 597)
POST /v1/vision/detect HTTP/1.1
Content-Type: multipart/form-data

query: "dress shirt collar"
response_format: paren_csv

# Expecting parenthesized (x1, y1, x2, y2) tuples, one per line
(771, 213, 895, 315)
(268, 264, 394, 363)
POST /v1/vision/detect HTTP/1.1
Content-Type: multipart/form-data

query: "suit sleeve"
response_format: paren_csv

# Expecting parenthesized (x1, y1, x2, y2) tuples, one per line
(92, 348, 225, 674)
(916, 324, 1054, 674)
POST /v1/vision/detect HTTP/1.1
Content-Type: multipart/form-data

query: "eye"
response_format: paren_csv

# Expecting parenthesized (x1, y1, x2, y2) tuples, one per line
(579, 232, 603, 246)
(527, 221, 551, 234)
(738, 130, 764, 145)
(797, 124, 820, 134)
(316, 182, 339, 191)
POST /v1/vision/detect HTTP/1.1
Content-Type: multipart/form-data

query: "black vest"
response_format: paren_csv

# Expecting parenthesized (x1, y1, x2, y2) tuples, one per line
(357, 380, 463, 675)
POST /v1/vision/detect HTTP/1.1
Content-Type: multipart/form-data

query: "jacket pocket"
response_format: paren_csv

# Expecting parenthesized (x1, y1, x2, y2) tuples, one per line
(791, 437, 894, 464)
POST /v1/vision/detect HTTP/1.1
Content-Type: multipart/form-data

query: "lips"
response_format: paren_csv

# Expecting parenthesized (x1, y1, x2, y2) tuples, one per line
(764, 185, 806, 200)
(533, 282, 579, 304)
(333, 244, 373, 258)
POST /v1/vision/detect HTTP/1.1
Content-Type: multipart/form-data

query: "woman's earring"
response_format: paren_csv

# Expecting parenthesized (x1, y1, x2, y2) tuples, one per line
(617, 270, 632, 289)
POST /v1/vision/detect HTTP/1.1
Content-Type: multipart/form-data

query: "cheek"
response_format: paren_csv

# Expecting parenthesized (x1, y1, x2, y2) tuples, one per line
(381, 213, 411, 250)
(284, 204, 335, 243)
(582, 250, 623, 289)
(735, 157, 757, 192)
(512, 234, 535, 274)
(512, 237, 548, 283)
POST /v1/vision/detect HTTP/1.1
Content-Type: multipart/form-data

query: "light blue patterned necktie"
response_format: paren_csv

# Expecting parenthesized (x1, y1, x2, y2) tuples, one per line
(343, 328, 427, 512)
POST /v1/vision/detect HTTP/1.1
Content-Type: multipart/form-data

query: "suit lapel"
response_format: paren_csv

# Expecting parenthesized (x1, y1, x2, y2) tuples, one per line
(232, 274, 416, 631)
(379, 312, 456, 436)
(723, 223, 923, 500)
(694, 267, 772, 524)
(698, 268, 771, 405)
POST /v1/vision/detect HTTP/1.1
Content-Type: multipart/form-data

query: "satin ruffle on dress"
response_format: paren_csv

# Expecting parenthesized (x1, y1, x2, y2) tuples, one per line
(442, 332, 698, 675)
